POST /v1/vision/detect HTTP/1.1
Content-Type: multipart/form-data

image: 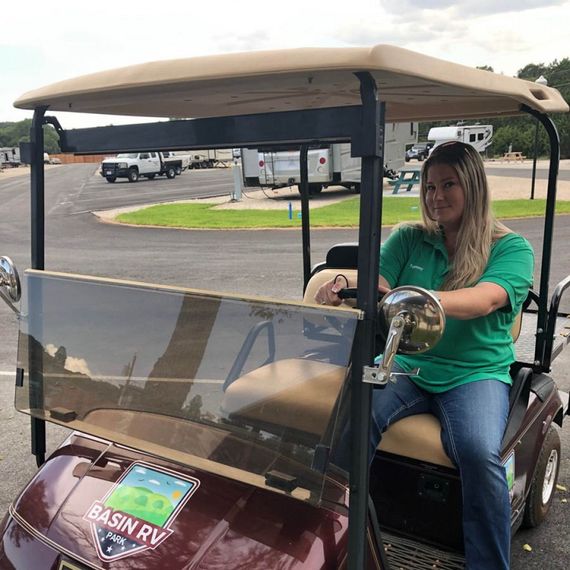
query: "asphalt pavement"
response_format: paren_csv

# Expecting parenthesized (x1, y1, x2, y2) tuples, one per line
(1, 164, 569, 568)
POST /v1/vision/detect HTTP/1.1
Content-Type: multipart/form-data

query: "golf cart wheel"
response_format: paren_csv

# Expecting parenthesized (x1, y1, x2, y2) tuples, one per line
(522, 425, 561, 528)
(175, 165, 182, 175)
(308, 184, 323, 196)
(128, 168, 139, 182)
(105, 176, 116, 183)
(166, 167, 176, 179)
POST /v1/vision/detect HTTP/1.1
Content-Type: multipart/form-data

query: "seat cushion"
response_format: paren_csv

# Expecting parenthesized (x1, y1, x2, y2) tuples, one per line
(378, 414, 455, 468)
(221, 358, 346, 437)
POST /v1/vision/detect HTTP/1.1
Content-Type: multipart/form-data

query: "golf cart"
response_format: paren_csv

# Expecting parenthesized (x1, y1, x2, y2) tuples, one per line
(1, 45, 569, 569)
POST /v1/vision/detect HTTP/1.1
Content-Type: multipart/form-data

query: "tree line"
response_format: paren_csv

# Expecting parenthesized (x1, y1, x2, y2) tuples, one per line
(0, 119, 60, 154)
(419, 58, 570, 159)
(1, 57, 569, 159)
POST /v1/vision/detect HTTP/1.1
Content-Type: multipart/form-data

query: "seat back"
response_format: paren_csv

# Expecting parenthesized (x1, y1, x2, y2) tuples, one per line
(303, 268, 358, 305)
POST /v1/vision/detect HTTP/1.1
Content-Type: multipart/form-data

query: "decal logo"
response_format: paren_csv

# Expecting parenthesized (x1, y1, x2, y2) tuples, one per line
(83, 462, 200, 562)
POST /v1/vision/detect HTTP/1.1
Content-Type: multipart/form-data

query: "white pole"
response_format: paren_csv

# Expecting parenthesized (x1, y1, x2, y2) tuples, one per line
(232, 157, 242, 202)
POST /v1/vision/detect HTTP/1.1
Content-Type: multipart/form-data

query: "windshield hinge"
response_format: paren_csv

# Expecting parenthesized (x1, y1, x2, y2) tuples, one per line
(362, 365, 386, 386)
(15, 367, 24, 387)
(265, 470, 298, 493)
(362, 364, 420, 385)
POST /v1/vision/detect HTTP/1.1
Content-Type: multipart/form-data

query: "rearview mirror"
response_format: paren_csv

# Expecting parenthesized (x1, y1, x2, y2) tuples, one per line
(376, 286, 445, 384)
(0, 256, 21, 308)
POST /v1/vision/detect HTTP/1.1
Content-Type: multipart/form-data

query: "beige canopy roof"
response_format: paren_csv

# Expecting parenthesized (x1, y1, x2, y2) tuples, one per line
(14, 45, 568, 122)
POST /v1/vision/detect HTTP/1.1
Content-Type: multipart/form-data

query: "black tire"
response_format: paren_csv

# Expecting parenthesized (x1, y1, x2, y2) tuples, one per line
(352, 184, 361, 194)
(308, 184, 323, 196)
(522, 425, 561, 528)
(166, 167, 176, 179)
(127, 168, 139, 183)
(174, 165, 182, 176)
(105, 177, 116, 183)
(146, 174, 156, 180)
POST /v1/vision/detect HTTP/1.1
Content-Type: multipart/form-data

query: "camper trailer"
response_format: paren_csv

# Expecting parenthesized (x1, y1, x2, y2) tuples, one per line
(242, 122, 418, 194)
(0, 147, 21, 168)
(428, 124, 493, 153)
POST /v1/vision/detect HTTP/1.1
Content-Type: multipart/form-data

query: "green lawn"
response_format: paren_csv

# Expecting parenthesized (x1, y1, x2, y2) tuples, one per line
(116, 197, 570, 229)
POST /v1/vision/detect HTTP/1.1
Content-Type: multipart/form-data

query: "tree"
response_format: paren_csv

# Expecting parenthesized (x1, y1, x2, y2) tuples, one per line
(0, 120, 61, 154)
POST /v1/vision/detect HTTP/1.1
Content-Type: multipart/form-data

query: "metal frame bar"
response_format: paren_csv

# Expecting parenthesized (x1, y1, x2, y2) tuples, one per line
(347, 72, 386, 570)
(544, 276, 570, 368)
(60, 106, 362, 154)
(30, 107, 47, 466)
(521, 107, 560, 370)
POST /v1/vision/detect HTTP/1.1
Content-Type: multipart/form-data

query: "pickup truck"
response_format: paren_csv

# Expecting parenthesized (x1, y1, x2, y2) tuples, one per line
(162, 151, 191, 175)
(100, 151, 177, 183)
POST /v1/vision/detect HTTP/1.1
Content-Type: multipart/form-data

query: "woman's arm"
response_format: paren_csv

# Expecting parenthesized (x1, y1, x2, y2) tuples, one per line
(435, 282, 509, 320)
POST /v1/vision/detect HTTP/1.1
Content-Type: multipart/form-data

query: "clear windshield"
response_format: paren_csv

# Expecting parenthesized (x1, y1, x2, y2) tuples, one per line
(16, 271, 359, 505)
(115, 153, 138, 159)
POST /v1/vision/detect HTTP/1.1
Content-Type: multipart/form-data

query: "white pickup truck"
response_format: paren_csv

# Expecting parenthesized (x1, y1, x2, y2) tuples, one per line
(100, 151, 178, 183)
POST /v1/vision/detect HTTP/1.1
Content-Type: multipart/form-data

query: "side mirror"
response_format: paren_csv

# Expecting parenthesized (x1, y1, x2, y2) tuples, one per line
(376, 286, 445, 383)
(0, 256, 21, 310)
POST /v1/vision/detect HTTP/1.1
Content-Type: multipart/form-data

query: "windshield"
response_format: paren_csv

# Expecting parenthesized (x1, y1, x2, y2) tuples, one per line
(16, 271, 359, 505)
(115, 153, 138, 159)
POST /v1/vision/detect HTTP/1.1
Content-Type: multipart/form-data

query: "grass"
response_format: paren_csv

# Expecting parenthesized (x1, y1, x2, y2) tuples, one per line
(116, 197, 570, 230)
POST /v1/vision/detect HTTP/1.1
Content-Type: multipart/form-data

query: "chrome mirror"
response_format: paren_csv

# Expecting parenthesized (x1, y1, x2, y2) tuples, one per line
(376, 286, 445, 384)
(0, 256, 21, 309)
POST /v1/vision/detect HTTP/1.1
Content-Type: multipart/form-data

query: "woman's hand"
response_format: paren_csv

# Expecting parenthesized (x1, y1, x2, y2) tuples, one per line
(378, 284, 391, 298)
(314, 275, 349, 306)
(315, 275, 391, 306)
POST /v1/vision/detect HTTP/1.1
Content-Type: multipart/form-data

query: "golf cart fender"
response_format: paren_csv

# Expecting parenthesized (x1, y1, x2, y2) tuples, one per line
(517, 374, 565, 489)
(1, 433, 350, 569)
(529, 373, 566, 427)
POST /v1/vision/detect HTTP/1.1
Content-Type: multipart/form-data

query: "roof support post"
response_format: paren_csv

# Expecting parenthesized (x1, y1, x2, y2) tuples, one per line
(521, 106, 560, 370)
(347, 72, 387, 570)
(30, 107, 48, 466)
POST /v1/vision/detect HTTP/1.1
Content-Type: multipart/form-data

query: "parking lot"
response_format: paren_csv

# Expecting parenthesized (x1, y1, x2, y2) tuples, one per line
(1, 163, 569, 567)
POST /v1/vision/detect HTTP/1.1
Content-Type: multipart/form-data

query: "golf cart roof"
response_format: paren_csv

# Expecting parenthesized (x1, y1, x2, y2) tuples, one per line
(14, 45, 568, 122)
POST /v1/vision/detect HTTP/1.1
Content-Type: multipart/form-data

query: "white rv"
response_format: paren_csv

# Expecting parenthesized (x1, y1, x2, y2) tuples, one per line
(242, 122, 418, 194)
(427, 124, 493, 153)
(0, 147, 21, 167)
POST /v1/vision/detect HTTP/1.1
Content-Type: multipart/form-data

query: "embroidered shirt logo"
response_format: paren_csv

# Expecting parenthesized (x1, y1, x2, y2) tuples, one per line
(409, 264, 424, 271)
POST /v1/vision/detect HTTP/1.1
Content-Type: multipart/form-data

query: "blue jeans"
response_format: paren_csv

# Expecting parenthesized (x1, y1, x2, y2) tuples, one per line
(368, 368, 511, 570)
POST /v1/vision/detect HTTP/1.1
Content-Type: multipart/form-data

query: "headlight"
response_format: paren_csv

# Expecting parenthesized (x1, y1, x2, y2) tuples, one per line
(118, 162, 128, 168)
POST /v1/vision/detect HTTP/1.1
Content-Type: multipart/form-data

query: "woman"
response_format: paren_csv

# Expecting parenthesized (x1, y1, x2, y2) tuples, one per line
(316, 142, 534, 570)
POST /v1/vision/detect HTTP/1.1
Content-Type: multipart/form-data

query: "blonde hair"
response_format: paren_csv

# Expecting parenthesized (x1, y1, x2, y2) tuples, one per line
(416, 142, 511, 290)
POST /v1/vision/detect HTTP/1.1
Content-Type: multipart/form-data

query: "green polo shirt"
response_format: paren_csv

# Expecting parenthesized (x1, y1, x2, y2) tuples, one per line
(379, 225, 534, 393)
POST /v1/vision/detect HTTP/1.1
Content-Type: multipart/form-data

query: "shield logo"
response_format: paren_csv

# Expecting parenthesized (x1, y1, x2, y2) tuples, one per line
(84, 461, 200, 562)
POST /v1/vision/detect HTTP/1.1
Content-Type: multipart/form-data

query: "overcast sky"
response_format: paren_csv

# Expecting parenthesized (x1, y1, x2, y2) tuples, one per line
(1, 0, 568, 128)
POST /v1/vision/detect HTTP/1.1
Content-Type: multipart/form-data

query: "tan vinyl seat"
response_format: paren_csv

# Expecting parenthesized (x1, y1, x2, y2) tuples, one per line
(221, 358, 346, 437)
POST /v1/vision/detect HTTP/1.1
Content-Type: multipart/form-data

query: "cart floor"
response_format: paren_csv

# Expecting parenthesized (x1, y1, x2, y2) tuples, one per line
(383, 531, 465, 569)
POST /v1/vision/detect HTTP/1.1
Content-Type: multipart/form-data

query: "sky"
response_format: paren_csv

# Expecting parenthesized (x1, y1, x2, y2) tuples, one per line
(1, 0, 568, 129)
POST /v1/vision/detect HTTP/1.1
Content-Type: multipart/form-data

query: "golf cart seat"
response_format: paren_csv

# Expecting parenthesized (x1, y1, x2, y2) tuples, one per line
(303, 246, 526, 469)
(221, 359, 347, 438)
